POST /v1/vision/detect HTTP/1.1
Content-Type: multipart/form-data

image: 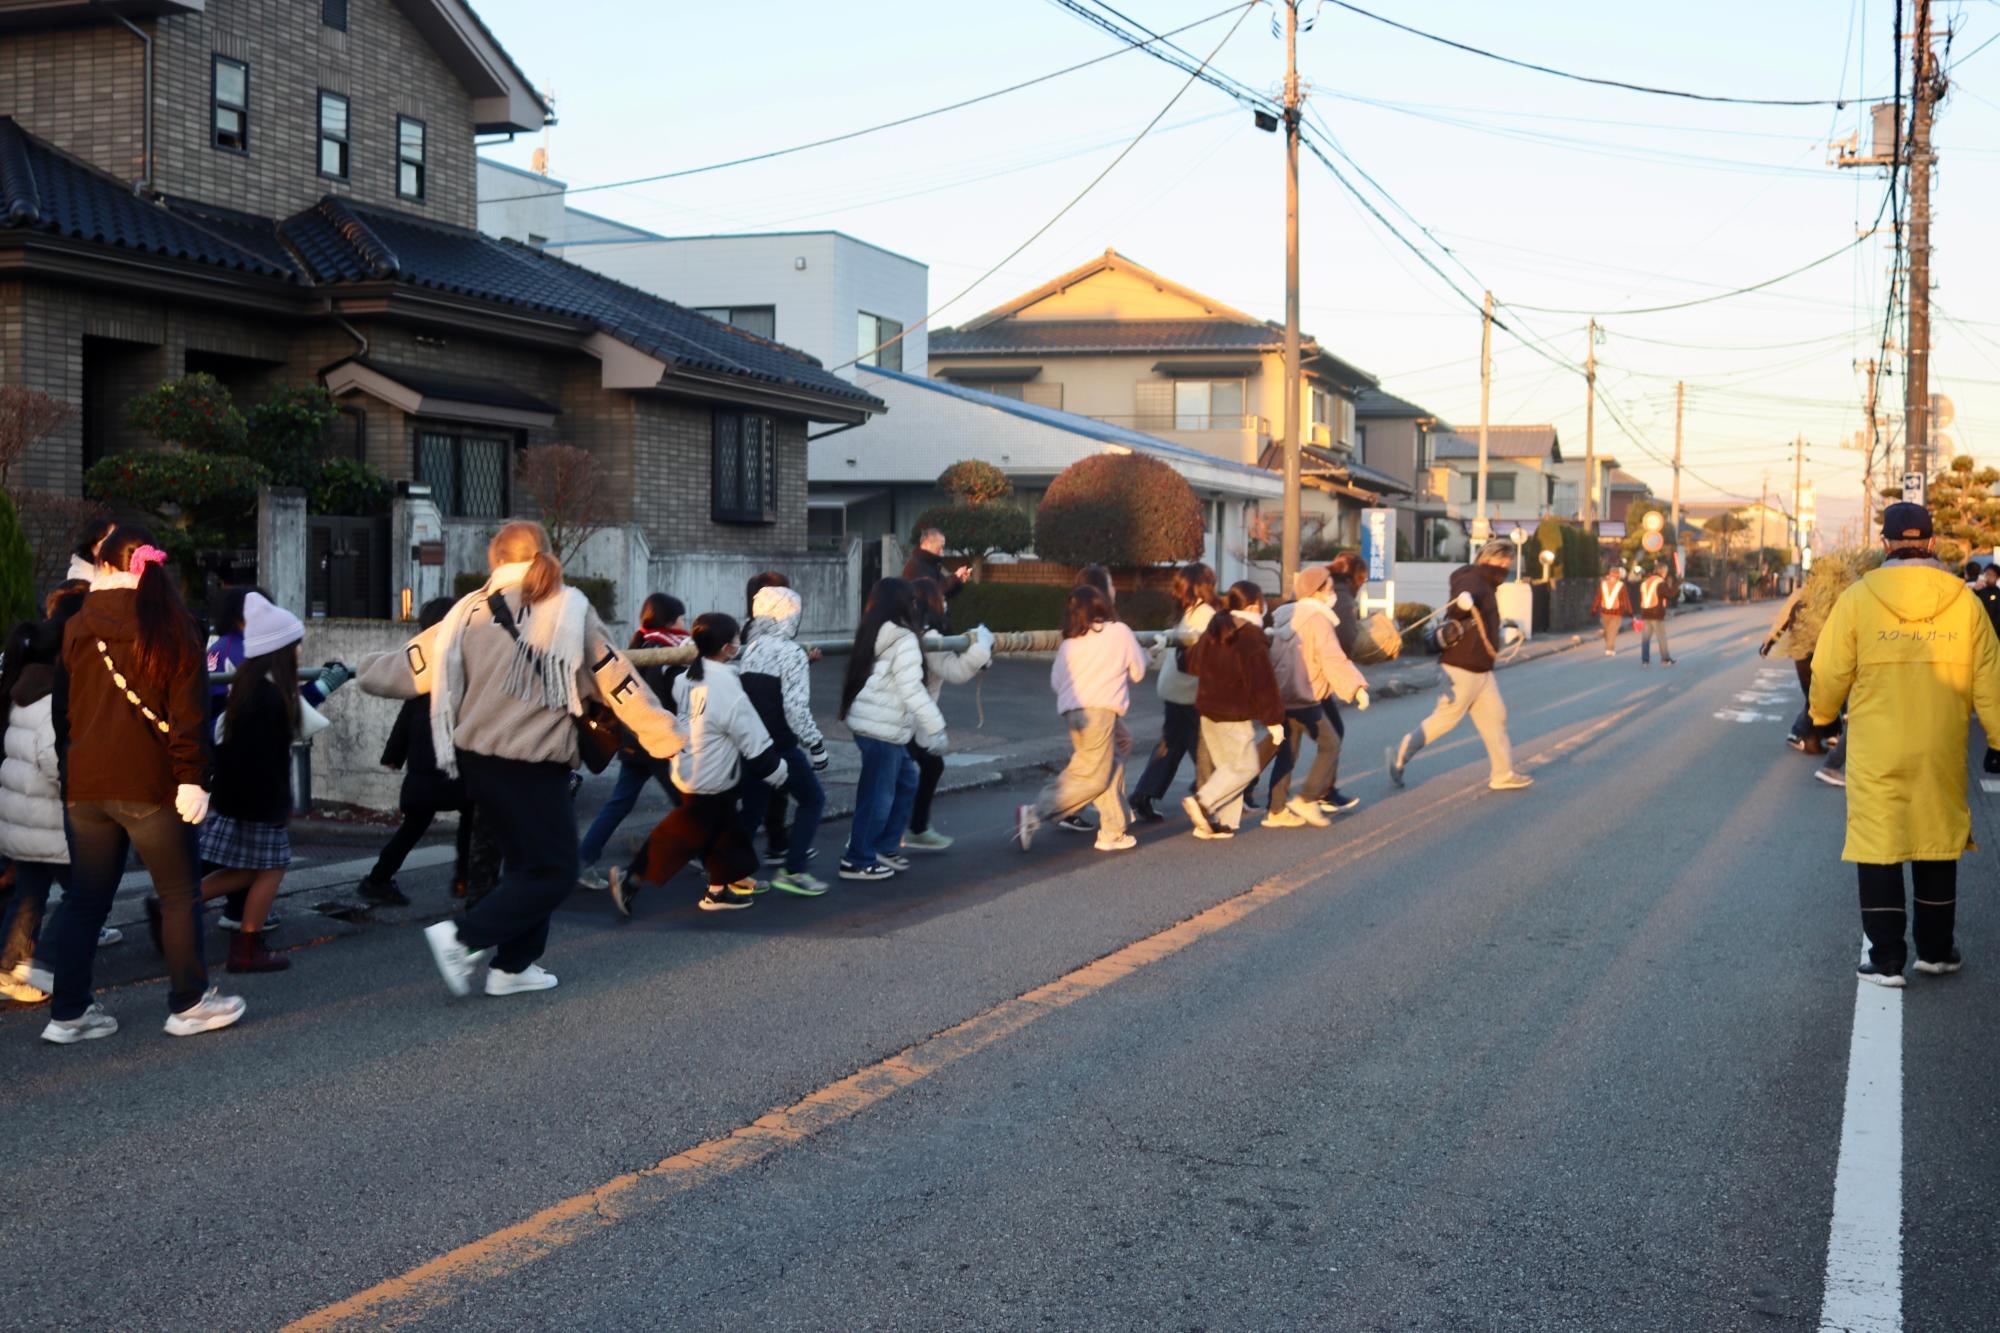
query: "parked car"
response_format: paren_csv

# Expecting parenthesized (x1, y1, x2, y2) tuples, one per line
(1679, 582, 1706, 604)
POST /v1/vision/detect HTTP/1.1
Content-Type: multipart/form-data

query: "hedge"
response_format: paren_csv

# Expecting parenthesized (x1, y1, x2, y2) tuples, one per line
(1034, 452, 1204, 567)
(1394, 601, 1435, 652)
(453, 572, 617, 622)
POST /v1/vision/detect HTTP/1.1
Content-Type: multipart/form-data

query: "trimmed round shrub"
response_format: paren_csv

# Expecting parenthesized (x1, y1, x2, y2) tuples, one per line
(911, 502, 1033, 562)
(1034, 453, 1203, 568)
(124, 373, 246, 454)
(937, 459, 1013, 507)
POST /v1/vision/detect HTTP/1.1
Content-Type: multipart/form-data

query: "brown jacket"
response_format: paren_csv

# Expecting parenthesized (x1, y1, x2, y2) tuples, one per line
(1189, 612, 1286, 727)
(54, 589, 211, 801)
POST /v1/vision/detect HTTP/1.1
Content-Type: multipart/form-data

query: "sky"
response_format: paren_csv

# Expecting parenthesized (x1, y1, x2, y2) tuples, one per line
(472, 0, 2000, 546)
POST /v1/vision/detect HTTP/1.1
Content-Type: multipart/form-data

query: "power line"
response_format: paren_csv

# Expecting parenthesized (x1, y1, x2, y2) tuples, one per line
(482, 3, 1255, 205)
(833, 1, 1257, 372)
(1322, 0, 1871, 107)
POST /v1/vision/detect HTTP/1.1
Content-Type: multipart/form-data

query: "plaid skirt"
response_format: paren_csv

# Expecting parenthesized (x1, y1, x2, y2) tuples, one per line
(197, 814, 292, 871)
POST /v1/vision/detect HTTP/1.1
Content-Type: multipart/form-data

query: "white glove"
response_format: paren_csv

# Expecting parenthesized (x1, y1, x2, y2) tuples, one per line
(807, 741, 829, 772)
(1455, 591, 1475, 611)
(921, 731, 950, 756)
(1354, 688, 1371, 712)
(175, 784, 210, 826)
(1267, 725, 1286, 745)
(764, 759, 790, 789)
(972, 624, 995, 654)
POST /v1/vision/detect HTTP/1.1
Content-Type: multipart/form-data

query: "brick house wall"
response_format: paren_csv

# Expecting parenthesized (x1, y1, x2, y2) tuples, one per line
(0, 0, 477, 226)
(630, 399, 810, 555)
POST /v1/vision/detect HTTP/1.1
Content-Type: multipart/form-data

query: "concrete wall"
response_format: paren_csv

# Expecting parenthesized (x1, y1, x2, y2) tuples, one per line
(300, 617, 414, 812)
(257, 486, 308, 612)
(650, 541, 862, 641)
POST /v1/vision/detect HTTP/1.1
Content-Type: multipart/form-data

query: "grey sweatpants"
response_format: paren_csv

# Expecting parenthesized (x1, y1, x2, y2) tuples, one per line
(1035, 708, 1133, 840)
(1404, 663, 1514, 781)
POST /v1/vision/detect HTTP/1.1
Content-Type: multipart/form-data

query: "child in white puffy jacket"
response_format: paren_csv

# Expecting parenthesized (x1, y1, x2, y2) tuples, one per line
(836, 579, 947, 881)
(609, 613, 786, 918)
(901, 576, 992, 853)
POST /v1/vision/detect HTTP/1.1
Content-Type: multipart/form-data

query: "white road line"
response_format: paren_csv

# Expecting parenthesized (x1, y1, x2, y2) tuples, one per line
(1818, 959, 1904, 1333)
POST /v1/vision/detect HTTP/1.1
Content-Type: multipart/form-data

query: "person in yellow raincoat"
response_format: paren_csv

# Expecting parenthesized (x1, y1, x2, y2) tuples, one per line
(1809, 502, 2000, 987)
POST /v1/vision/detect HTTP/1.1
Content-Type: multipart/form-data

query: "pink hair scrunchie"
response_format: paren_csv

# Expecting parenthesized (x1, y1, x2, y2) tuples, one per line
(127, 544, 168, 575)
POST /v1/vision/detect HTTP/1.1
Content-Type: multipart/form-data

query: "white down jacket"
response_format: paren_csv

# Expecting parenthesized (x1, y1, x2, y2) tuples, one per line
(846, 623, 948, 749)
(0, 694, 66, 864)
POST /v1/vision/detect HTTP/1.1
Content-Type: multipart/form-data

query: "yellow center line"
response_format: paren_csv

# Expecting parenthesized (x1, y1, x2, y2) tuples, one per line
(287, 698, 1649, 1332)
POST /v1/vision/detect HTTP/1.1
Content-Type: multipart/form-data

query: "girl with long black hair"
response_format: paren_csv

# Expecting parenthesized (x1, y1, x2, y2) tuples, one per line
(837, 578, 946, 881)
(41, 527, 245, 1043)
(1130, 562, 1219, 822)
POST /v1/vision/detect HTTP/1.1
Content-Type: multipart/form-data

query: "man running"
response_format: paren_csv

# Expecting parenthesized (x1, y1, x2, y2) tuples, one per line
(1387, 539, 1532, 792)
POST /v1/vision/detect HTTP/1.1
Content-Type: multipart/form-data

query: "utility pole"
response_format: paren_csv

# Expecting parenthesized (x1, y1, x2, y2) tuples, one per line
(1473, 290, 1492, 543)
(1905, 0, 1941, 482)
(1793, 433, 1806, 577)
(1861, 357, 1880, 532)
(1278, 0, 1304, 592)
(1583, 317, 1597, 525)
(1758, 472, 1769, 592)
(1671, 380, 1684, 539)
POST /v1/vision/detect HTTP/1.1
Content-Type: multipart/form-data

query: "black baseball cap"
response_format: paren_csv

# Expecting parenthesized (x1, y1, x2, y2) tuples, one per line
(1880, 501, 1933, 541)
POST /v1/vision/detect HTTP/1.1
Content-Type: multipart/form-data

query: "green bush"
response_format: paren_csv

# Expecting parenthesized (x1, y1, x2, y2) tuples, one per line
(453, 571, 616, 621)
(0, 490, 35, 631)
(937, 459, 1013, 506)
(1118, 588, 1178, 631)
(950, 582, 1070, 634)
(124, 373, 246, 454)
(244, 386, 340, 486)
(84, 450, 267, 528)
(1035, 453, 1204, 567)
(1394, 601, 1434, 651)
(1535, 516, 1602, 581)
(912, 503, 1033, 562)
(310, 456, 392, 517)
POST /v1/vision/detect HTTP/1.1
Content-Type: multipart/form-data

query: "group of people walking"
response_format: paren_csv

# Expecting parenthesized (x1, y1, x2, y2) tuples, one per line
(1589, 562, 1678, 665)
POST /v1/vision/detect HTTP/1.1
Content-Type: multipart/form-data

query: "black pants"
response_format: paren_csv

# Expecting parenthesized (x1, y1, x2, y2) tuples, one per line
(368, 803, 472, 884)
(1268, 706, 1341, 807)
(629, 790, 756, 891)
(764, 788, 791, 856)
(1857, 860, 1957, 973)
(1134, 701, 1212, 803)
(907, 741, 946, 834)
(453, 754, 580, 973)
(48, 799, 208, 1019)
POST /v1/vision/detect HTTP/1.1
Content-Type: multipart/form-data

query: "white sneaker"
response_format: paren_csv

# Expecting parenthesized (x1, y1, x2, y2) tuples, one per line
(1, 973, 51, 1003)
(485, 963, 559, 995)
(577, 868, 609, 891)
(1488, 772, 1534, 791)
(163, 988, 246, 1038)
(41, 1003, 117, 1044)
(423, 920, 492, 997)
(97, 926, 124, 947)
(20, 963, 52, 993)
(1287, 798, 1331, 828)
(1181, 795, 1215, 837)
(1261, 807, 1304, 829)
(1094, 834, 1137, 852)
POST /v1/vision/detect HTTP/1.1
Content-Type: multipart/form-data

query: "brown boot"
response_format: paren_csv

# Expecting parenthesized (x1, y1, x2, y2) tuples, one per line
(227, 930, 291, 973)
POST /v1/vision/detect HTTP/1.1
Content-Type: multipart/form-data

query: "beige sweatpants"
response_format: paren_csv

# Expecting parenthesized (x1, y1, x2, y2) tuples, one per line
(1035, 708, 1133, 840)
(1193, 718, 1264, 831)
(1412, 664, 1514, 780)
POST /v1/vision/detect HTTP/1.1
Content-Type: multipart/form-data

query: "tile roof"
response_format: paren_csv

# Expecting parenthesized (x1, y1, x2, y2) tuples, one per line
(859, 367, 1282, 491)
(347, 357, 560, 414)
(1355, 387, 1445, 423)
(932, 318, 1281, 356)
(0, 118, 299, 281)
(1429, 425, 1561, 462)
(0, 118, 878, 412)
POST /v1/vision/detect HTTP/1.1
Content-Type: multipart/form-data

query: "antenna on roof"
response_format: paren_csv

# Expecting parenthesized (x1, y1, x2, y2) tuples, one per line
(530, 88, 556, 175)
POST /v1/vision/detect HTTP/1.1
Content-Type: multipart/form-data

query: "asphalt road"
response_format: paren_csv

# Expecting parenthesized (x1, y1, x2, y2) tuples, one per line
(3, 601, 1994, 1331)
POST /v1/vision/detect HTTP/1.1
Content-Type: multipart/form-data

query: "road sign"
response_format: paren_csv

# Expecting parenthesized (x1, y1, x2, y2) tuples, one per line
(1509, 526, 1528, 544)
(1904, 471, 1927, 505)
(1360, 507, 1396, 582)
(1641, 531, 1664, 553)
(1642, 510, 1665, 533)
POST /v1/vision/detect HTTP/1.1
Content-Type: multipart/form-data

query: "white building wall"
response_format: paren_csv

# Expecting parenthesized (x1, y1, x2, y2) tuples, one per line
(476, 159, 568, 249)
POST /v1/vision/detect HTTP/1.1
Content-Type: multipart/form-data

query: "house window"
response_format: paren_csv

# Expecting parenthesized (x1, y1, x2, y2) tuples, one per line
(1486, 473, 1517, 503)
(713, 411, 777, 524)
(212, 57, 249, 153)
(397, 116, 427, 199)
(321, 0, 347, 29)
(857, 311, 904, 372)
(695, 306, 777, 341)
(1173, 380, 1243, 431)
(415, 429, 509, 518)
(526, 233, 548, 250)
(317, 91, 349, 179)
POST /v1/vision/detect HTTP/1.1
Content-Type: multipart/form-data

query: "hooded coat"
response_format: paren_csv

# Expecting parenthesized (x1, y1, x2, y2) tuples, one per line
(0, 663, 65, 864)
(1271, 599, 1366, 710)
(1809, 559, 2000, 863)
(739, 589, 825, 756)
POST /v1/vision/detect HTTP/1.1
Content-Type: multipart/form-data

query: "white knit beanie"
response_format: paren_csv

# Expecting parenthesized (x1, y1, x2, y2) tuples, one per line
(241, 591, 304, 658)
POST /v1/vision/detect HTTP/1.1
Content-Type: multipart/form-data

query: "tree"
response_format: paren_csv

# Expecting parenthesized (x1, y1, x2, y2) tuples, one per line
(1704, 510, 1748, 599)
(1923, 453, 1995, 566)
(13, 490, 105, 591)
(124, 373, 246, 454)
(911, 501, 1033, 563)
(1034, 452, 1204, 567)
(517, 443, 609, 565)
(937, 459, 1014, 507)
(0, 385, 76, 491)
(243, 386, 340, 487)
(0, 489, 35, 631)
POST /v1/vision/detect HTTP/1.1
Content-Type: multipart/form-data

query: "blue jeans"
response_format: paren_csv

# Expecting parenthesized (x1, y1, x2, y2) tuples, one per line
(578, 758, 670, 867)
(846, 736, 918, 867)
(1, 860, 68, 973)
(738, 745, 827, 874)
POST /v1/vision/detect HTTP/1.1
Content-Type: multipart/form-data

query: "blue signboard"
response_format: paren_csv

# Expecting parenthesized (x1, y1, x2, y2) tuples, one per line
(1361, 507, 1395, 581)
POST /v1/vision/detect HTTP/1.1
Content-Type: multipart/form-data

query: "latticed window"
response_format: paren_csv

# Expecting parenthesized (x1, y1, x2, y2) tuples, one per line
(712, 411, 777, 524)
(415, 429, 509, 517)
(213, 57, 249, 153)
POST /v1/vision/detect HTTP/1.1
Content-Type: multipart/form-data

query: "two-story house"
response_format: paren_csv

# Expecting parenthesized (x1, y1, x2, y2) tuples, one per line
(0, 0, 879, 618)
(927, 249, 1390, 545)
(1421, 425, 1563, 559)
(1354, 387, 1445, 557)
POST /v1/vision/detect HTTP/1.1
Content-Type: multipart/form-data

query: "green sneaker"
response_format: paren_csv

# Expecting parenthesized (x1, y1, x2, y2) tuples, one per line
(771, 870, 829, 897)
(732, 878, 768, 898)
(902, 828, 954, 852)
